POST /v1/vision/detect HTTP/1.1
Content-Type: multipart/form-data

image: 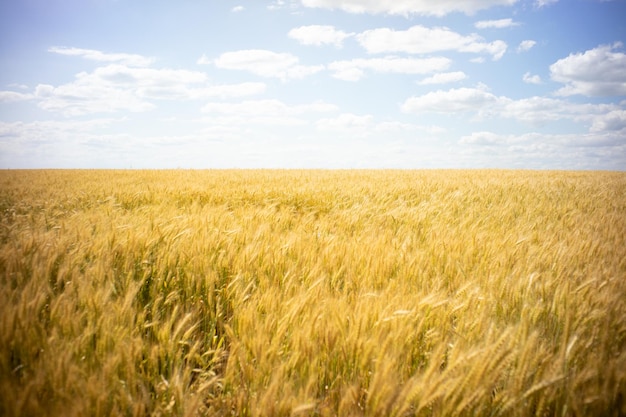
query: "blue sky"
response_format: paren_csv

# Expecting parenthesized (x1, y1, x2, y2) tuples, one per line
(1, 0, 625, 169)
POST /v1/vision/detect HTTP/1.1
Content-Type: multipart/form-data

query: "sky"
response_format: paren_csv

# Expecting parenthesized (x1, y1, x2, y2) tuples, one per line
(1, 0, 625, 169)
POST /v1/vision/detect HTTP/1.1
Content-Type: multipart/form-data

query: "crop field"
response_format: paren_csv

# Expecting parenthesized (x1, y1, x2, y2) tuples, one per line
(1, 169, 625, 416)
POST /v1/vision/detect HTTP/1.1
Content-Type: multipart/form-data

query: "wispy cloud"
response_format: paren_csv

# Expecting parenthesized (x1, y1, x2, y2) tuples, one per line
(328, 56, 451, 81)
(211, 49, 324, 80)
(523, 72, 542, 84)
(517, 40, 536, 52)
(418, 71, 467, 85)
(267, 0, 301, 13)
(402, 86, 499, 114)
(48, 46, 155, 67)
(0, 90, 34, 102)
(534, 0, 558, 8)
(474, 18, 520, 29)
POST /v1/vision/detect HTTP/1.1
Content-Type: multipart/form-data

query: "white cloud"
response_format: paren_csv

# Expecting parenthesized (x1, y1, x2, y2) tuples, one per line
(96, 64, 207, 87)
(328, 56, 451, 81)
(35, 78, 155, 116)
(511, 98, 615, 127)
(300, 0, 520, 17)
(550, 43, 626, 96)
(288, 25, 354, 47)
(212, 49, 324, 80)
(357, 25, 507, 60)
(29, 61, 265, 116)
(474, 18, 519, 29)
(401, 87, 499, 114)
(402, 87, 620, 127)
(590, 110, 626, 133)
(522, 72, 542, 84)
(496, 96, 615, 126)
(48, 46, 154, 67)
(517, 40, 536, 52)
(418, 71, 467, 85)
(34, 47, 271, 115)
(231, 5, 245, 12)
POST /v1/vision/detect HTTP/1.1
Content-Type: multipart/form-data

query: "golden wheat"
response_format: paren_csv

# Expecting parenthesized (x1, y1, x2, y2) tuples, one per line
(1, 169, 624, 416)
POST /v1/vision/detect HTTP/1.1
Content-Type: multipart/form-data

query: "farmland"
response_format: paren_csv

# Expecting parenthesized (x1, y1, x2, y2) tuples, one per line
(1, 170, 625, 416)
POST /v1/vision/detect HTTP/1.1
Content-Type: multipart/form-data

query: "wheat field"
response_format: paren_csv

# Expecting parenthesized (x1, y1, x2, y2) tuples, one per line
(0, 169, 624, 416)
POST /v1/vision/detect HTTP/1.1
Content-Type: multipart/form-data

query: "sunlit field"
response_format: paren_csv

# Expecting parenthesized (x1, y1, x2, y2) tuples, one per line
(1, 170, 625, 417)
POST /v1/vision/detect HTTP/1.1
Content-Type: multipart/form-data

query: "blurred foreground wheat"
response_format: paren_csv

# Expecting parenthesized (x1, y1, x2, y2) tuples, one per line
(1, 170, 624, 416)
